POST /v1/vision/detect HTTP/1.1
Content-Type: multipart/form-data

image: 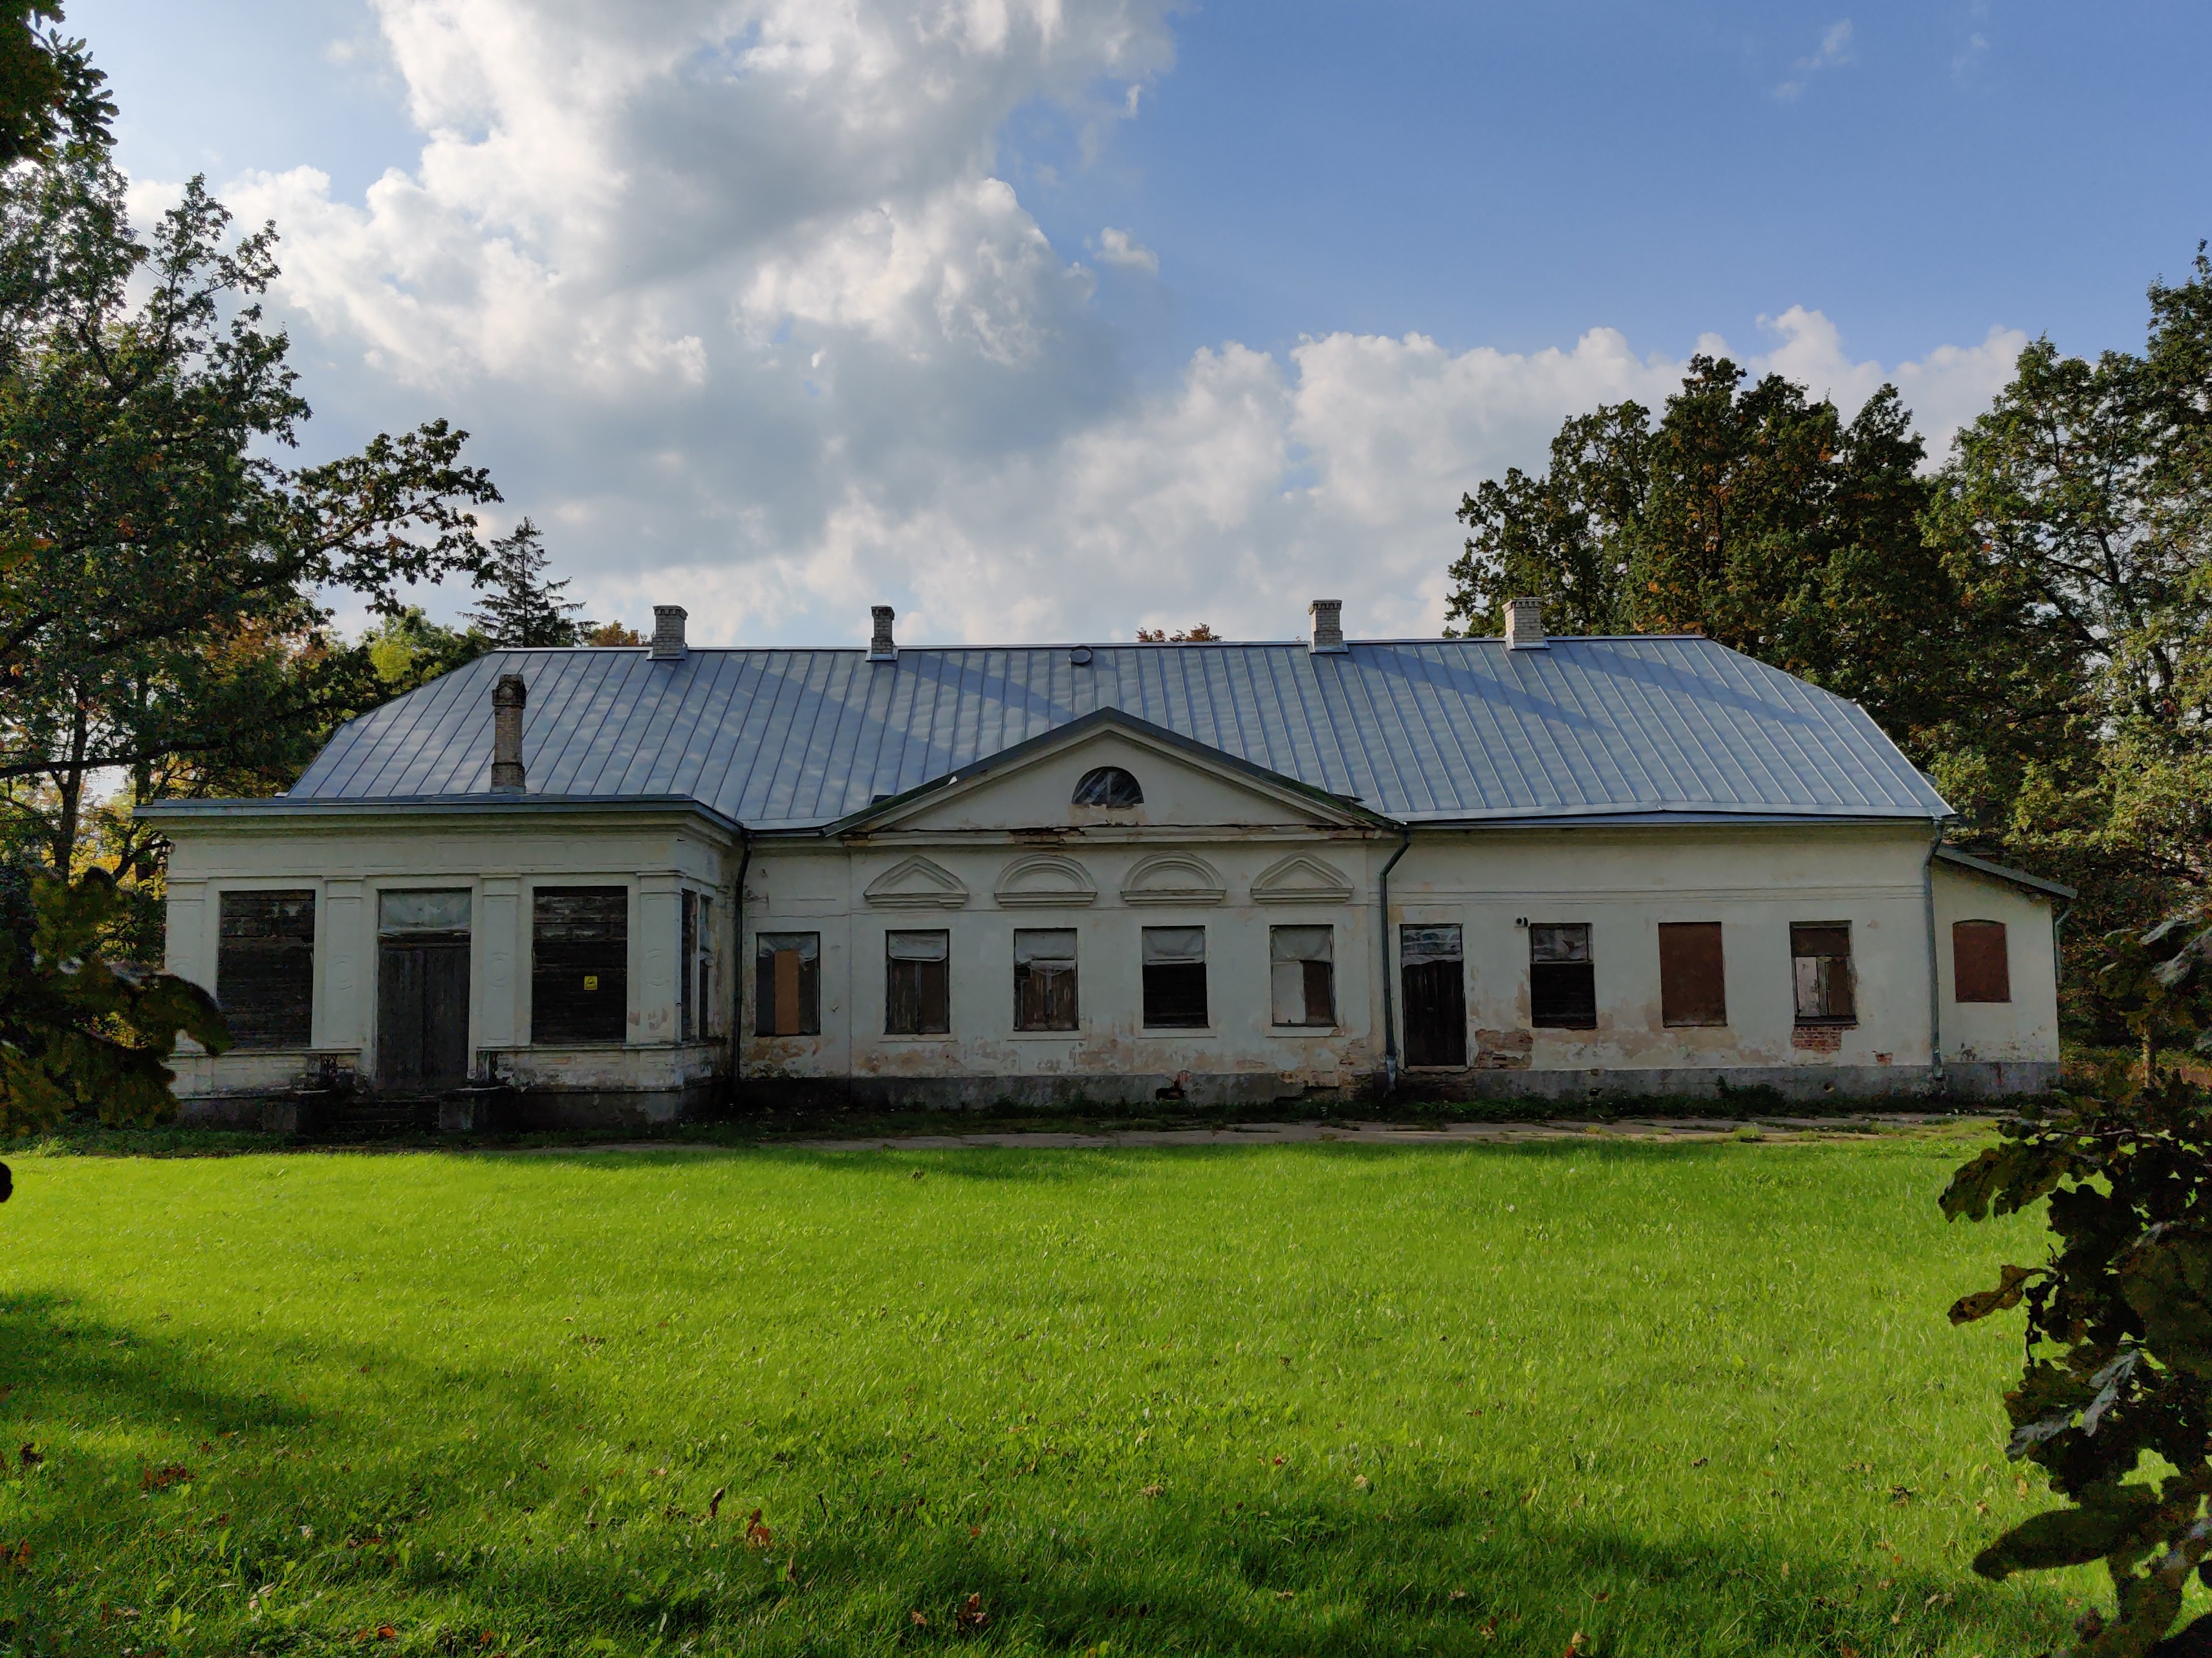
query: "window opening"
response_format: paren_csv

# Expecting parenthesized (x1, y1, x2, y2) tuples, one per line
(1400, 924, 1466, 1067)
(678, 891, 716, 1042)
(1071, 766, 1143, 808)
(1953, 920, 2011, 1004)
(1791, 923, 1856, 1023)
(1014, 929, 1078, 1031)
(1270, 925, 1335, 1027)
(886, 930, 951, 1035)
(217, 890, 316, 1050)
(533, 887, 628, 1046)
(1530, 923, 1597, 1029)
(754, 932, 821, 1037)
(1657, 921, 1727, 1028)
(1142, 927, 1208, 1028)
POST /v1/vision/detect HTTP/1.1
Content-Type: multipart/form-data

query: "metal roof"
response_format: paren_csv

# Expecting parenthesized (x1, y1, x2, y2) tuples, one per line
(1935, 845, 2076, 901)
(269, 636, 1951, 831)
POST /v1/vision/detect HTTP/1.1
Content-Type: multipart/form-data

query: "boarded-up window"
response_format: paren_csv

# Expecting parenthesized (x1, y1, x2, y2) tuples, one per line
(1530, 923, 1597, 1029)
(533, 888, 628, 1046)
(886, 930, 951, 1035)
(1400, 925, 1466, 1067)
(1953, 920, 2011, 1003)
(1791, 923, 1856, 1022)
(679, 891, 716, 1042)
(754, 932, 821, 1037)
(1658, 921, 1727, 1027)
(1014, 929, 1078, 1031)
(1270, 925, 1335, 1027)
(1142, 927, 1208, 1028)
(217, 890, 315, 1049)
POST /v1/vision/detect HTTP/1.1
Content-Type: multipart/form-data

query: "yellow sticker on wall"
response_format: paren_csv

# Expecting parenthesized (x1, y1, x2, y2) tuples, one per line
(583, 974, 599, 991)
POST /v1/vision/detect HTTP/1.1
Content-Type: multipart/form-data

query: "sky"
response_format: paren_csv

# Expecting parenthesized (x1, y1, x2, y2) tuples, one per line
(78, 0, 2212, 647)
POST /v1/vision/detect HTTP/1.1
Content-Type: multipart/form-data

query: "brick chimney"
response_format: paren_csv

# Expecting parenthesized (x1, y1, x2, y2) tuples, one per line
(1505, 596, 1548, 651)
(869, 605, 897, 663)
(650, 605, 688, 661)
(490, 673, 527, 792)
(1308, 598, 1346, 654)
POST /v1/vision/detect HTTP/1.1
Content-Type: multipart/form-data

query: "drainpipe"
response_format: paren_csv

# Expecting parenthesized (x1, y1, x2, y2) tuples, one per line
(728, 830, 752, 1102)
(2052, 905, 2073, 987)
(1378, 827, 1413, 1096)
(1922, 819, 1946, 1088)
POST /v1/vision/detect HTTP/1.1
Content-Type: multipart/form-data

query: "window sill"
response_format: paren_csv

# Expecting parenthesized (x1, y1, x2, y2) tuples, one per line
(1270, 1025, 1339, 1035)
(1140, 1027, 1215, 1037)
(1662, 1021, 1730, 1031)
(879, 1033, 954, 1042)
(1532, 1022, 1599, 1032)
(1793, 1018, 1858, 1029)
(1008, 1029, 1081, 1040)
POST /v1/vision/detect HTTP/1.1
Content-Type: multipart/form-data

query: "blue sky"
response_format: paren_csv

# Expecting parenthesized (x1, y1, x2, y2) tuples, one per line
(76, 1, 2212, 644)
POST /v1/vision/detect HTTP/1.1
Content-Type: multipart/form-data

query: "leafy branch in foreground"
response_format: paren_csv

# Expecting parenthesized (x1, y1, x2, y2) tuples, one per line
(1942, 918, 2211, 1656)
(0, 867, 228, 1139)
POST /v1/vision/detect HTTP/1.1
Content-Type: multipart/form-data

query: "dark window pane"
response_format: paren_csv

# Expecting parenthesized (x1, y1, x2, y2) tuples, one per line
(680, 890, 698, 1042)
(1953, 920, 2011, 1003)
(1658, 921, 1727, 1027)
(1790, 922, 1856, 1022)
(1402, 958, 1466, 1066)
(1531, 963, 1598, 1028)
(1071, 766, 1143, 807)
(534, 888, 628, 1045)
(217, 890, 316, 1050)
(754, 932, 821, 1037)
(1143, 963, 1208, 1028)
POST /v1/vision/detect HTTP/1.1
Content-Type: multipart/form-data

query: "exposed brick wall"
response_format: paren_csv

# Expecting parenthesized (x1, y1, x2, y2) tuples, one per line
(1791, 1024, 1845, 1053)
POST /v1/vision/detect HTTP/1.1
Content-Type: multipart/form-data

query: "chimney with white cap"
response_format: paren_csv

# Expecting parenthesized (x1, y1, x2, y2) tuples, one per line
(1505, 596, 1548, 650)
(490, 673, 527, 792)
(1308, 598, 1346, 654)
(869, 605, 897, 663)
(650, 605, 688, 661)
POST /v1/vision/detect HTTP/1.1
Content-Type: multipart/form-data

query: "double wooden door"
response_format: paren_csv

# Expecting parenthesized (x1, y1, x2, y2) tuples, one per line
(376, 891, 472, 1093)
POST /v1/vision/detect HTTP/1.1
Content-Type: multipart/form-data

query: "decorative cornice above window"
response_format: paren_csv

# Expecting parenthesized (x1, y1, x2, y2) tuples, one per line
(1120, 852, 1226, 907)
(863, 854, 969, 910)
(1250, 852, 1355, 905)
(994, 852, 1099, 909)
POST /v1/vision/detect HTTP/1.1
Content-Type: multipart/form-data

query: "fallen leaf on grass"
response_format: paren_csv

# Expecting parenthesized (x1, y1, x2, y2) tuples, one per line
(1275, 1590, 1294, 1602)
(910, 1611, 929, 1628)
(1353, 1474, 1370, 1490)
(18, 1445, 41, 1469)
(745, 1509, 773, 1548)
(5, 1540, 30, 1571)
(708, 1486, 725, 1520)
(1449, 1590, 1468, 1602)
(957, 1593, 988, 1631)
(1140, 1484, 1163, 1498)
(1691, 1457, 1708, 1467)
(140, 1463, 191, 1492)
(1563, 1632, 1589, 1656)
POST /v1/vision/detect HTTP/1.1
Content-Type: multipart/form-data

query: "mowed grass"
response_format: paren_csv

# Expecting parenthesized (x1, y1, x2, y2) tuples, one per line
(0, 1134, 2151, 1656)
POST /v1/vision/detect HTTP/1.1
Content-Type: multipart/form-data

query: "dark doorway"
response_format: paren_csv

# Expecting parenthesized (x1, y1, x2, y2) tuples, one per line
(376, 890, 472, 1093)
(1400, 924, 1466, 1067)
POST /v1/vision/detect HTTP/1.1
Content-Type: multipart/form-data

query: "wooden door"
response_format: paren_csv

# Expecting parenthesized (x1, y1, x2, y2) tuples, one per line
(377, 939, 471, 1092)
(1400, 923, 1467, 1068)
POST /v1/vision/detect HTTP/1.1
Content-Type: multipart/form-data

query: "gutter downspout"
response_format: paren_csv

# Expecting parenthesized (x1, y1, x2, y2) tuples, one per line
(728, 830, 752, 1105)
(2052, 904, 2073, 987)
(1923, 819, 1946, 1089)
(1378, 827, 1413, 1096)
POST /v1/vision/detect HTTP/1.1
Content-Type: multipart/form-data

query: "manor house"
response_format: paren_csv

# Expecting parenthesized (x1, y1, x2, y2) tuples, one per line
(145, 598, 2068, 1125)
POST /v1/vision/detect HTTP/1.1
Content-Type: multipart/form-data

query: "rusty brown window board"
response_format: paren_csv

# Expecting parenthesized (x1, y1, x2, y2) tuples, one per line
(1658, 921, 1727, 1027)
(755, 931, 821, 1037)
(1952, 919, 2011, 1003)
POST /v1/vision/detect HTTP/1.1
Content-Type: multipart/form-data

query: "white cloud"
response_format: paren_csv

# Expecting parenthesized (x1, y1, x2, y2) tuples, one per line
(1093, 226, 1158, 274)
(1777, 19, 1854, 99)
(211, 0, 2019, 651)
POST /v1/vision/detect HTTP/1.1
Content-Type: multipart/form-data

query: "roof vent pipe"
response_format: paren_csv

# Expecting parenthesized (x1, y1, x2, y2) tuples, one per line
(650, 605, 688, 661)
(490, 673, 527, 792)
(1505, 596, 1548, 650)
(869, 605, 897, 663)
(1308, 598, 1347, 654)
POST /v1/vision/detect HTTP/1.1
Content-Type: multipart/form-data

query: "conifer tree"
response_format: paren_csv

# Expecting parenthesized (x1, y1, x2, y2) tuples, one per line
(464, 517, 581, 647)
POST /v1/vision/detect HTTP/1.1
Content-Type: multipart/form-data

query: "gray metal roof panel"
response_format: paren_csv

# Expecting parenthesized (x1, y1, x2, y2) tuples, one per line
(280, 637, 1954, 828)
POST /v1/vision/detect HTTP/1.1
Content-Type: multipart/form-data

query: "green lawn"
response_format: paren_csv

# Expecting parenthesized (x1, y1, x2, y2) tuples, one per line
(0, 1133, 2163, 1656)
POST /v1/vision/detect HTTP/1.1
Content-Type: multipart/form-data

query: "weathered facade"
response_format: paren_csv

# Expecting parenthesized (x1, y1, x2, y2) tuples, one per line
(146, 601, 2070, 1125)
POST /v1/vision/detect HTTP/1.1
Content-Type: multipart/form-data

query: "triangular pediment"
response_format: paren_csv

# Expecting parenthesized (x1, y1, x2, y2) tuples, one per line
(1250, 852, 1356, 905)
(838, 709, 1385, 837)
(863, 854, 969, 909)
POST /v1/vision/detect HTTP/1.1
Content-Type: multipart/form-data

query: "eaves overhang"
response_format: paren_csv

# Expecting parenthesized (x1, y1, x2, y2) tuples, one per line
(135, 793, 745, 838)
(1934, 845, 2077, 901)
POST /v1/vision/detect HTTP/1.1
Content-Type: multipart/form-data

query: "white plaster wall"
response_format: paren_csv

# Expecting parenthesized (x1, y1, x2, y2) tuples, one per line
(162, 812, 736, 1097)
(1933, 863, 2062, 1064)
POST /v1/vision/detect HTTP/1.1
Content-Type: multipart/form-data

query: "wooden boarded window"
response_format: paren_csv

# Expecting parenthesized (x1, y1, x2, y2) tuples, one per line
(217, 890, 315, 1049)
(1658, 921, 1727, 1027)
(885, 931, 951, 1035)
(1270, 925, 1335, 1027)
(754, 932, 820, 1037)
(1953, 920, 2011, 1003)
(1142, 927, 1208, 1028)
(532, 888, 628, 1046)
(1400, 925, 1466, 1067)
(1014, 929, 1078, 1031)
(1791, 923, 1856, 1023)
(1530, 923, 1597, 1029)
(679, 891, 716, 1042)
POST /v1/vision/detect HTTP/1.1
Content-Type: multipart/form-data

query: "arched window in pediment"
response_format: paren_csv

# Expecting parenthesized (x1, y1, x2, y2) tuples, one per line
(1072, 766, 1143, 808)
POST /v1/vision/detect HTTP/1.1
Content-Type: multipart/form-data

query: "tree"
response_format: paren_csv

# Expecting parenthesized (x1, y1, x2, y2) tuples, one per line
(0, 3, 111, 166)
(0, 149, 500, 877)
(1942, 918, 2211, 1656)
(1136, 623, 1217, 641)
(466, 517, 581, 647)
(581, 619, 644, 647)
(363, 606, 490, 694)
(1446, 360, 1960, 747)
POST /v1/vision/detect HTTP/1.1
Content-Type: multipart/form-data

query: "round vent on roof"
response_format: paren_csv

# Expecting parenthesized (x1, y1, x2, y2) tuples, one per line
(1072, 766, 1143, 808)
